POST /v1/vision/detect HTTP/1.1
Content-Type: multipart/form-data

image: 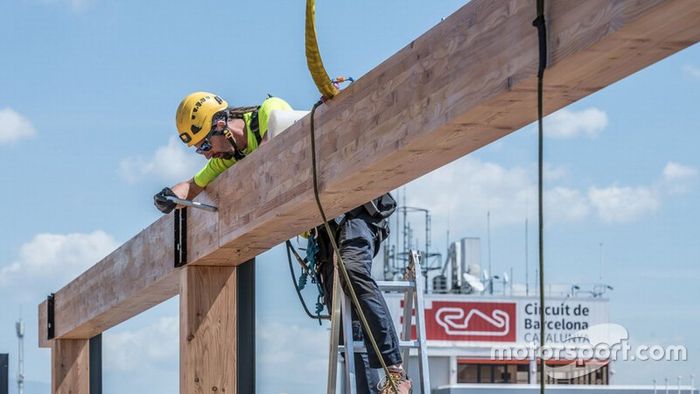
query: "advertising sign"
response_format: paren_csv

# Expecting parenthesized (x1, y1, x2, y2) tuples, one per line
(385, 294, 608, 346)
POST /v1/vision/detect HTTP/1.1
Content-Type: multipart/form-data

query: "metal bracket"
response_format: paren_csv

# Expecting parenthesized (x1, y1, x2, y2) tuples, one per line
(174, 208, 187, 267)
(47, 293, 55, 340)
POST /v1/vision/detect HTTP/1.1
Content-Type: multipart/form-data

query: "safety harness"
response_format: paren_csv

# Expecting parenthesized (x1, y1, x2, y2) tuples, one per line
(222, 105, 264, 161)
(287, 193, 397, 324)
(286, 236, 329, 324)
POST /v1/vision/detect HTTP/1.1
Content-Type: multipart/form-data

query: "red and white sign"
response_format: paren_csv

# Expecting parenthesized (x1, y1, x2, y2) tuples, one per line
(397, 299, 517, 342)
(426, 301, 517, 342)
(388, 294, 609, 346)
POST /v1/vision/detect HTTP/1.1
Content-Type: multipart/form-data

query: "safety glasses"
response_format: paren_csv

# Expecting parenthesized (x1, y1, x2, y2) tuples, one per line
(195, 137, 214, 154)
(195, 113, 228, 154)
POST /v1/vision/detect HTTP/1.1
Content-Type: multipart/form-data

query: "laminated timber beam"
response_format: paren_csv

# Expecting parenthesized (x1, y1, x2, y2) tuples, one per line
(39, 0, 700, 346)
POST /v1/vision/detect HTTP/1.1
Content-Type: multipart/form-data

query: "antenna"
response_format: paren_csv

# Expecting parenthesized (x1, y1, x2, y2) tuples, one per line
(446, 206, 451, 253)
(487, 211, 492, 294)
(510, 267, 514, 295)
(525, 218, 529, 296)
(395, 188, 400, 274)
(599, 242, 604, 282)
(16, 309, 25, 394)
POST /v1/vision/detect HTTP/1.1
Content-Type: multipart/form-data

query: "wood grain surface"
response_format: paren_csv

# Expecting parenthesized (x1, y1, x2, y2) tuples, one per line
(180, 266, 237, 394)
(52, 339, 90, 393)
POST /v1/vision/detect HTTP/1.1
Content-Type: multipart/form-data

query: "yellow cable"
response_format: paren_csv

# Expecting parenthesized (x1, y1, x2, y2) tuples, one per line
(305, 0, 339, 99)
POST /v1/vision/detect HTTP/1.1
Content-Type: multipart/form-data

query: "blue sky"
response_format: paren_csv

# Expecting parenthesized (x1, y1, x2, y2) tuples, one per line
(0, 0, 698, 393)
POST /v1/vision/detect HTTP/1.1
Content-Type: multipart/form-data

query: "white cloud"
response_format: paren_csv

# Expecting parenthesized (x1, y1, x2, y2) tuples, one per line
(0, 231, 118, 302)
(683, 64, 700, 79)
(544, 163, 568, 182)
(405, 157, 695, 231)
(403, 157, 593, 236)
(0, 108, 36, 145)
(103, 318, 328, 391)
(663, 161, 698, 182)
(119, 136, 204, 184)
(661, 161, 698, 195)
(258, 321, 328, 391)
(405, 157, 534, 229)
(104, 316, 179, 372)
(545, 187, 591, 222)
(545, 107, 608, 139)
(588, 185, 660, 223)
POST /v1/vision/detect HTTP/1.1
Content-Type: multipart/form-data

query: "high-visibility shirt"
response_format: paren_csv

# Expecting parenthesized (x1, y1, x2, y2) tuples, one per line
(193, 97, 292, 187)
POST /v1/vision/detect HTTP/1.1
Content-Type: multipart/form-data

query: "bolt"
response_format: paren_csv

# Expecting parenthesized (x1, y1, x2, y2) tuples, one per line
(212, 386, 218, 391)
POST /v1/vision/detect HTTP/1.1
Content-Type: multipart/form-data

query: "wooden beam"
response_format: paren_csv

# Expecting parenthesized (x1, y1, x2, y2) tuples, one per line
(39, 0, 700, 344)
(180, 266, 237, 394)
(52, 339, 90, 393)
(38, 214, 183, 343)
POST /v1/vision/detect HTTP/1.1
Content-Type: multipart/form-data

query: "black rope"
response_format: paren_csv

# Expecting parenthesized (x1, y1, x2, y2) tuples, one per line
(309, 100, 399, 391)
(532, 0, 547, 392)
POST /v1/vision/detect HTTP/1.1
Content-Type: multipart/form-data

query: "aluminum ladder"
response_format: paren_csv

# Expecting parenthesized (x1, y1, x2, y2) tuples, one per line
(327, 250, 431, 393)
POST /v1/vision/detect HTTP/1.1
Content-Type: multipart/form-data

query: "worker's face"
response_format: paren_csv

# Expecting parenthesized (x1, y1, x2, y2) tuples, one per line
(194, 120, 234, 160)
(196, 135, 232, 159)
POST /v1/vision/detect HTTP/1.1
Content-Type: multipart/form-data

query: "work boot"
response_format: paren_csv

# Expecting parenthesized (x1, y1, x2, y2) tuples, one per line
(378, 366, 412, 394)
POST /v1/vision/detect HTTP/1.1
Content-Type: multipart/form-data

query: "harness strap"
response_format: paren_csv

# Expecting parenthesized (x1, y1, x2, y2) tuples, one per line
(249, 110, 262, 145)
(224, 129, 248, 161)
(222, 105, 264, 160)
(228, 106, 263, 145)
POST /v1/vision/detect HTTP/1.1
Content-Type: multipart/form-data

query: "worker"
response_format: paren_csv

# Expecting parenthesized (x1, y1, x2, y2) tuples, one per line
(313, 191, 411, 394)
(153, 92, 411, 394)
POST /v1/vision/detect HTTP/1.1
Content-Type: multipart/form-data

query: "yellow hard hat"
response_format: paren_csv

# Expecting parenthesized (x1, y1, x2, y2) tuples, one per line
(175, 92, 229, 146)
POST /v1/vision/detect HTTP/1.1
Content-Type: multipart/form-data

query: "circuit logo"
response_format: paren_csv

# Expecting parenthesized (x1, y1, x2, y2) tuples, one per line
(427, 301, 517, 342)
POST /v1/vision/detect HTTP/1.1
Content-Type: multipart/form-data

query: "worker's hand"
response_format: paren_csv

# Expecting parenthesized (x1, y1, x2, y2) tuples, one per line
(153, 187, 178, 214)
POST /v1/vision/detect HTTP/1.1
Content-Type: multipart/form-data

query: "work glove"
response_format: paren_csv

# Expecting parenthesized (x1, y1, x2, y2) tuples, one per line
(153, 187, 178, 214)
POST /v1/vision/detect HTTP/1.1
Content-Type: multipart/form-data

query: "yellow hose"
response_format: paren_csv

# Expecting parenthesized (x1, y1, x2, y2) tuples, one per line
(305, 0, 339, 99)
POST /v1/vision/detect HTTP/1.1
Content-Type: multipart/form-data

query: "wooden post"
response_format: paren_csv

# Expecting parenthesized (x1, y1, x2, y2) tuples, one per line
(180, 265, 237, 394)
(52, 339, 90, 394)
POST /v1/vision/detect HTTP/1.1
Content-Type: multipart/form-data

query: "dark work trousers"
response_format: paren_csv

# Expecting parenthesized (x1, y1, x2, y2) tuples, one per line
(319, 211, 402, 394)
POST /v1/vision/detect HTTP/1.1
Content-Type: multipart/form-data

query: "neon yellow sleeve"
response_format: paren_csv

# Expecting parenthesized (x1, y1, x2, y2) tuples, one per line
(193, 157, 236, 187)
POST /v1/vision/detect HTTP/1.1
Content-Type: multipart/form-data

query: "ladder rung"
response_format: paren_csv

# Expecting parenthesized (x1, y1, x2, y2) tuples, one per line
(376, 280, 415, 292)
(399, 340, 420, 348)
(339, 340, 419, 354)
